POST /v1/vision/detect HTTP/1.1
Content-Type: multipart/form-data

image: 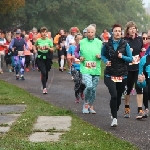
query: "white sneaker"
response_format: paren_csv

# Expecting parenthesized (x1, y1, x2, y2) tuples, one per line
(111, 118, 117, 127)
(43, 88, 47, 94)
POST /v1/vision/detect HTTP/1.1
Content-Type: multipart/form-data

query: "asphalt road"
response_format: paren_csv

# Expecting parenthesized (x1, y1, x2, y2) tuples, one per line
(0, 66, 150, 150)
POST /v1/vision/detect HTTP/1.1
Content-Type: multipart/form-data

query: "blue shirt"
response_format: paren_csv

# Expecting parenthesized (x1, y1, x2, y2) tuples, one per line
(67, 45, 76, 55)
(145, 46, 150, 55)
(137, 55, 150, 88)
(68, 45, 80, 70)
(101, 39, 132, 78)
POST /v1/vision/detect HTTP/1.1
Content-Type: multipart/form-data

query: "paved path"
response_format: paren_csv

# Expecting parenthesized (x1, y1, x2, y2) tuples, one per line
(0, 67, 150, 150)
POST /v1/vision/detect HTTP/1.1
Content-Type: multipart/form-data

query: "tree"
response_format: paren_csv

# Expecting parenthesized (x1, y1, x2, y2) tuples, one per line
(0, 0, 150, 35)
(0, 0, 25, 14)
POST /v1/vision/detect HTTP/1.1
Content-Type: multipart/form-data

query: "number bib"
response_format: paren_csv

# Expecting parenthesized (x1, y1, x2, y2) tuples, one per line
(85, 61, 96, 69)
(18, 51, 24, 56)
(111, 76, 123, 82)
(129, 55, 140, 65)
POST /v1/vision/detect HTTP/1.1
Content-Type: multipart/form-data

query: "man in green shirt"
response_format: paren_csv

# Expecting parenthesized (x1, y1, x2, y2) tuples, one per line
(34, 27, 54, 94)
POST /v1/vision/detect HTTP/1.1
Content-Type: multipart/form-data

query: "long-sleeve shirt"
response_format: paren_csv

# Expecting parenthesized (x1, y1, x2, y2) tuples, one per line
(9, 37, 28, 50)
(74, 44, 80, 58)
(101, 39, 132, 78)
(137, 55, 150, 88)
(145, 46, 150, 55)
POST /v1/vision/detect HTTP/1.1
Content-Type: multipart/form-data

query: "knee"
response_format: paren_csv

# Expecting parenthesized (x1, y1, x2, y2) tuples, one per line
(86, 85, 92, 91)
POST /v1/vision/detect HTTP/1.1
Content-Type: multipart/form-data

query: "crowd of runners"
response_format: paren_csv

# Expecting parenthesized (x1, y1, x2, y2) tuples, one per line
(0, 21, 150, 127)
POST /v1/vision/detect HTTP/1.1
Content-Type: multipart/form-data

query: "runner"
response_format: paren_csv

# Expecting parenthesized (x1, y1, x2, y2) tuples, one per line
(100, 29, 111, 43)
(75, 25, 103, 114)
(83, 28, 87, 38)
(24, 34, 32, 72)
(124, 21, 145, 119)
(138, 33, 150, 117)
(9, 29, 28, 80)
(0, 31, 7, 74)
(101, 24, 132, 127)
(34, 27, 54, 94)
(66, 27, 80, 74)
(68, 33, 85, 103)
(58, 29, 67, 72)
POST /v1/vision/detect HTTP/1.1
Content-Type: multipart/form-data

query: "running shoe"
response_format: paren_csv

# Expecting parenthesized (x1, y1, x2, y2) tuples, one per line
(16, 75, 19, 80)
(75, 99, 80, 103)
(0, 70, 3, 74)
(82, 103, 89, 114)
(26, 68, 29, 72)
(88, 106, 96, 114)
(111, 118, 117, 127)
(71, 76, 74, 80)
(124, 108, 130, 118)
(136, 110, 146, 119)
(9, 69, 12, 72)
(43, 88, 47, 94)
(20, 76, 25, 80)
(144, 109, 149, 118)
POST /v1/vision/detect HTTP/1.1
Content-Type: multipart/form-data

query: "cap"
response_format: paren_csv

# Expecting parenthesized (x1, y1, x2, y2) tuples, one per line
(71, 27, 78, 33)
(83, 28, 87, 33)
(16, 29, 21, 34)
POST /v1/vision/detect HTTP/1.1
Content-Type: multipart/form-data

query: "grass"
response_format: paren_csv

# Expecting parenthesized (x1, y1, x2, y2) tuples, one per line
(0, 80, 138, 150)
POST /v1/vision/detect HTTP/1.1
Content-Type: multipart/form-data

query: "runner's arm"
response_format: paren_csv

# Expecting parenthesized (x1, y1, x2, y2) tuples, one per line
(9, 39, 14, 50)
(101, 45, 108, 63)
(122, 43, 132, 62)
(24, 40, 28, 50)
(137, 56, 146, 88)
(74, 44, 80, 59)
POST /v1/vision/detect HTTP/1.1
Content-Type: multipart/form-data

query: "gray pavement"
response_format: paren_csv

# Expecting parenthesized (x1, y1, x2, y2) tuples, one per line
(0, 67, 150, 150)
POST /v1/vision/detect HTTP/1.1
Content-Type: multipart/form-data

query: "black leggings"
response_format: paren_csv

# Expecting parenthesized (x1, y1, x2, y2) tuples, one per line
(104, 77, 127, 118)
(143, 86, 149, 109)
(37, 59, 49, 89)
(25, 55, 30, 68)
(143, 79, 150, 109)
(126, 71, 142, 95)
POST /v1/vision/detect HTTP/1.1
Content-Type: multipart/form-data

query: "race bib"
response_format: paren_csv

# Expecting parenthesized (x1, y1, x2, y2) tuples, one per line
(85, 61, 96, 69)
(18, 51, 24, 56)
(74, 58, 80, 64)
(129, 55, 140, 65)
(111, 76, 123, 82)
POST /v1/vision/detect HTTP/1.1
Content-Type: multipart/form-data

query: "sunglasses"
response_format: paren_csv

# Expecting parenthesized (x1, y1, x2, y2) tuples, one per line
(143, 37, 147, 40)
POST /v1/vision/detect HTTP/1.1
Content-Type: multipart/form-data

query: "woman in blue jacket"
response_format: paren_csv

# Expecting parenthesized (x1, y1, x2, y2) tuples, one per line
(138, 36, 150, 117)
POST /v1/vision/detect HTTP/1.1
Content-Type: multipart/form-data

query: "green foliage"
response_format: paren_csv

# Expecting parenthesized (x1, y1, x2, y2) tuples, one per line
(0, 0, 150, 35)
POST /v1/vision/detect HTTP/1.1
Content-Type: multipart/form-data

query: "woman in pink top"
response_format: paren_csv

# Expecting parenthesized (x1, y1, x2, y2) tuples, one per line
(140, 32, 149, 57)
(24, 34, 32, 72)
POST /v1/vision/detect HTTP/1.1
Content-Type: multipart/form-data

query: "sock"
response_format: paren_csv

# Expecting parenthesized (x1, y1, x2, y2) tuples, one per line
(138, 107, 142, 113)
(125, 105, 130, 108)
(60, 59, 64, 69)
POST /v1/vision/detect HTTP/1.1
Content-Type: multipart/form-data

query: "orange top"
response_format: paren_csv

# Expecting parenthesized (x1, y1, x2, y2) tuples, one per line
(54, 34, 61, 45)
(24, 40, 32, 55)
(102, 32, 110, 42)
(36, 33, 41, 39)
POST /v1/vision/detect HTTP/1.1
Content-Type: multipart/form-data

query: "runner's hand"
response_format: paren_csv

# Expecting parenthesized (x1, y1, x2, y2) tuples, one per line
(141, 48, 146, 52)
(80, 57, 84, 62)
(96, 54, 101, 58)
(118, 51, 122, 58)
(130, 48, 133, 52)
(12, 47, 16, 52)
(138, 73, 145, 82)
(106, 61, 111, 66)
